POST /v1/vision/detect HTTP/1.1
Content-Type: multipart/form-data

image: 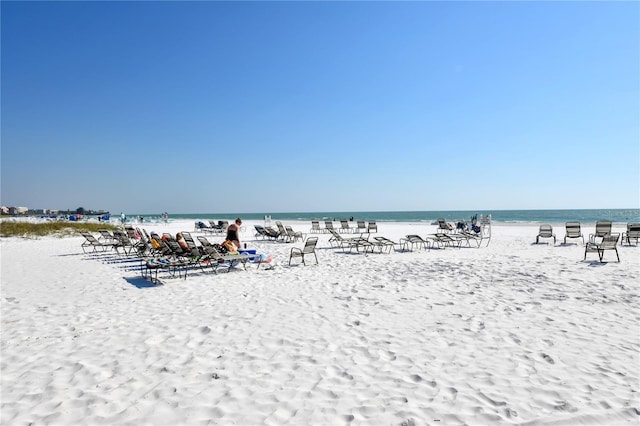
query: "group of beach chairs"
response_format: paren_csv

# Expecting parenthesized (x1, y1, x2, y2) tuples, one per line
(324, 216, 491, 255)
(535, 220, 640, 263)
(194, 220, 229, 235)
(253, 221, 306, 243)
(80, 226, 262, 283)
(310, 220, 378, 235)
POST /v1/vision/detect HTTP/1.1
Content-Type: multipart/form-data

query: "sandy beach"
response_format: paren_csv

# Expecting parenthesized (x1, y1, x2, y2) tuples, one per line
(1, 219, 639, 425)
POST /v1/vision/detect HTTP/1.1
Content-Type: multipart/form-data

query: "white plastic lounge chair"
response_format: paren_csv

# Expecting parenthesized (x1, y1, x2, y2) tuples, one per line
(536, 224, 556, 244)
(584, 232, 620, 262)
(289, 237, 318, 265)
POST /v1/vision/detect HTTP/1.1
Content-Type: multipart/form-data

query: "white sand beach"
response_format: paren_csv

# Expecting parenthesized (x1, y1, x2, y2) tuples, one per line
(1, 220, 639, 425)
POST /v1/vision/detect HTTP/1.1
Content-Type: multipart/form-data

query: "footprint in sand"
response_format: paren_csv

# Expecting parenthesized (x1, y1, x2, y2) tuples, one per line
(541, 353, 555, 364)
(200, 326, 211, 334)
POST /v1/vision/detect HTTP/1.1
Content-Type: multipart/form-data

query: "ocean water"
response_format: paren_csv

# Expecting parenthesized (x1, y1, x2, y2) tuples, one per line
(131, 209, 640, 225)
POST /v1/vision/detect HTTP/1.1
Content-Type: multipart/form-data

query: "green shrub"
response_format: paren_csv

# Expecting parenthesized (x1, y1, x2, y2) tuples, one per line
(0, 221, 119, 238)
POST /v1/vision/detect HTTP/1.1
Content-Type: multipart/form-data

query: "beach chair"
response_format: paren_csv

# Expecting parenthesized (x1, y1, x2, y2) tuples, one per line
(180, 231, 199, 252)
(563, 222, 584, 245)
(285, 225, 304, 242)
(589, 220, 612, 243)
(80, 232, 113, 253)
(324, 221, 336, 233)
(584, 233, 620, 262)
(310, 220, 322, 234)
(196, 240, 256, 273)
(339, 220, 353, 233)
(368, 221, 378, 233)
(400, 235, 430, 251)
(275, 221, 290, 242)
(205, 220, 224, 234)
(112, 229, 138, 255)
(622, 223, 640, 246)
(373, 236, 398, 253)
(97, 228, 118, 245)
(327, 229, 365, 252)
(356, 220, 367, 233)
(289, 237, 319, 266)
(254, 225, 280, 241)
(427, 233, 463, 249)
(437, 218, 454, 233)
(536, 224, 556, 245)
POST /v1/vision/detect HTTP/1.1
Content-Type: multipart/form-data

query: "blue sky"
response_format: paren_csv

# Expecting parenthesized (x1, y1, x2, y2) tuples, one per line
(2, 1, 638, 214)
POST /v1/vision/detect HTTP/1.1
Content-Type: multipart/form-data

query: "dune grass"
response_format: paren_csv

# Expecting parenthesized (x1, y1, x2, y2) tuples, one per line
(0, 221, 118, 238)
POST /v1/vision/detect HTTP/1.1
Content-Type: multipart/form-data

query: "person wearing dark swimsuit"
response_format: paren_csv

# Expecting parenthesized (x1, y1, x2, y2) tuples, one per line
(226, 218, 242, 249)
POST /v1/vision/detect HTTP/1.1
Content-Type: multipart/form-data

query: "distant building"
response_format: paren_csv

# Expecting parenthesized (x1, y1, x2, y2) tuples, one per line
(8, 207, 28, 215)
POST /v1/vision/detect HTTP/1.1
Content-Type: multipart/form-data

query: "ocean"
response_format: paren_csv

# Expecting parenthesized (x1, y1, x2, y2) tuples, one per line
(131, 209, 640, 225)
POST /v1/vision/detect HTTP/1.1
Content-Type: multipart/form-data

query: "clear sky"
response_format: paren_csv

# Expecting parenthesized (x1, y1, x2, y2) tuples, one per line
(2, 1, 638, 214)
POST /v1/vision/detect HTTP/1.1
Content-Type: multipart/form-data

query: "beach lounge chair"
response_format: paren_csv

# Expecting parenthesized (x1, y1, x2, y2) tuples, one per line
(80, 232, 113, 253)
(622, 223, 640, 246)
(196, 240, 256, 273)
(356, 220, 367, 233)
(285, 225, 304, 242)
(310, 220, 322, 234)
(437, 218, 454, 233)
(589, 220, 612, 243)
(112, 229, 138, 255)
(97, 228, 118, 245)
(536, 224, 556, 244)
(339, 220, 354, 233)
(372, 236, 398, 253)
(368, 221, 378, 233)
(563, 222, 584, 245)
(325, 221, 336, 233)
(400, 235, 430, 251)
(275, 221, 290, 242)
(427, 233, 463, 249)
(204, 220, 224, 234)
(289, 237, 319, 266)
(254, 225, 280, 241)
(327, 229, 371, 253)
(460, 214, 492, 248)
(584, 232, 620, 262)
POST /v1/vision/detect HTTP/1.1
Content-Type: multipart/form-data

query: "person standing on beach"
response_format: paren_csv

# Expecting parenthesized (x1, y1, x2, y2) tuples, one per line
(226, 218, 242, 249)
(120, 212, 126, 224)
